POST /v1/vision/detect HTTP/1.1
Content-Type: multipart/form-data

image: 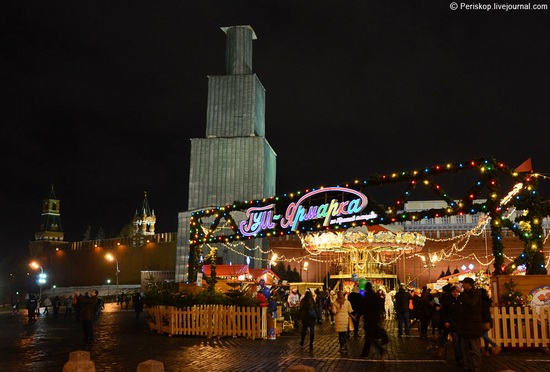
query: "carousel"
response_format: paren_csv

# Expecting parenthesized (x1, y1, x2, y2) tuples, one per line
(299, 225, 427, 290)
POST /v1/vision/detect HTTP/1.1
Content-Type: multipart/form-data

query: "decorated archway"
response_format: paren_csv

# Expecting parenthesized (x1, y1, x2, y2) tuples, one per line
(188, 157, 549, 283)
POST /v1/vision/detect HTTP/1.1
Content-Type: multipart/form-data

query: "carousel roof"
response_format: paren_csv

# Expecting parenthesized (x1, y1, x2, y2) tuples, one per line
(300, 225, 426, 253)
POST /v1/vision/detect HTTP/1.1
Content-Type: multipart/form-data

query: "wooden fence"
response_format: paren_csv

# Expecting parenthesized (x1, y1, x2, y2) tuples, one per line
(146, 305, 267, 339)
(490, 307, 550, 348)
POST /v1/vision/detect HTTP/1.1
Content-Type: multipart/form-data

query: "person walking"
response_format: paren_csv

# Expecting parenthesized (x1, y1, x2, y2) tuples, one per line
(64, 296, 73, 320)
(73, 291, 81, 322)
(458, 277, 483, 372)
(287, 287, 301, 330)
(384, 289, 395, 319)
(419, 286, 433, 338)
(332, 290, 354, 353)
(299, 291, 318, 352)
(439, 285, 463, 364)
(328, 290, 337, 325)
(480, 288, 502, 356)
(347, 285, 363, 337)
(78, 289, 99, 347)
(43, 297, 51, 316)
(314, 289, 324, 325)
(94, 295, 104, 319)
(26, 294, 38, 322)
(133, 292, 144, 319)
(52, 296, 61, 320)
(12, 300, 20, 315)
(124, 295, 131, 310)
(360, 282, 388, 359)
(394, 284, 412, 337)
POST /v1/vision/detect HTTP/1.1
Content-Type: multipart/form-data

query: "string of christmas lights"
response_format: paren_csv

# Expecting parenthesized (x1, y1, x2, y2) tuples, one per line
(187, 158, 549, 282)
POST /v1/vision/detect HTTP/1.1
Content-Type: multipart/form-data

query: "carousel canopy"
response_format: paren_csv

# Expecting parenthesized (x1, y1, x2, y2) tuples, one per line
(300, 225, 426, 254)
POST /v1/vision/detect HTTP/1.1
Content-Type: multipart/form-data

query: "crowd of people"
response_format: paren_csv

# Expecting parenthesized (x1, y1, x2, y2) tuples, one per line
(19, 277, 500, 370)
(280, 277, 500, 371)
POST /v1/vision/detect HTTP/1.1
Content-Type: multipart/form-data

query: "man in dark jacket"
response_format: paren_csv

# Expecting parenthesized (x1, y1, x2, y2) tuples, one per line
(52, 296, 61, 320)
(394, 284, 412, 337)
(347, 285, 363, 337)
(360, 282, 387, 359)
(78, 289, 99, 347)
(458, 277, 483, 372)
(440, 285, 463, 363)
(26, 294, 38, 322)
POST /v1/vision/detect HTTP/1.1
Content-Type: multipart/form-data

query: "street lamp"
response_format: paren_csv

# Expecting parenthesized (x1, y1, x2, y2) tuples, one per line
(421, 250, 437, 284)
(29, 261, 46, 302)
(106, 279, 111, 298)
(105, 254, 120, 300)
(269, 253, 278, 269)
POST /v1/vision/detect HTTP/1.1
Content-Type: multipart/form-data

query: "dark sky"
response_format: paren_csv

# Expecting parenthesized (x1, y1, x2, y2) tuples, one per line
(2, 1, 549, 259)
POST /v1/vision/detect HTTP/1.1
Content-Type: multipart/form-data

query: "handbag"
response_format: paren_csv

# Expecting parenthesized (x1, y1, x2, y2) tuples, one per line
(308, 307, 318, 319)
(348, 316, 355, 331)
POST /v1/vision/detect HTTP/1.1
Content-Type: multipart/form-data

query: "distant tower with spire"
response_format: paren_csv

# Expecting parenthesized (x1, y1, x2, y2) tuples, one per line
(132, 191, 156, 236)
(35, 185, 64, 241)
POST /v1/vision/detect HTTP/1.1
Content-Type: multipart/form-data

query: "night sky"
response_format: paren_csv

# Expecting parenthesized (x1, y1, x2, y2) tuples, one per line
(3, 1, 549, 260)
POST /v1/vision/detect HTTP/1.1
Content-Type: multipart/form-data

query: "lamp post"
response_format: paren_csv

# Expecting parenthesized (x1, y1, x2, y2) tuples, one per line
(105, 254, 119, 301)
(268, 253, 278, 269)
(107, 279, 111, 298)
(29, 261, 46, 303)
(421, 250, 437, 285)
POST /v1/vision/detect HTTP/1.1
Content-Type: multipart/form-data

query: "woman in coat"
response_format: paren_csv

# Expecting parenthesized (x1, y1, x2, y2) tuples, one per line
(299, 291, 318, 351)
(332, 290, 354, 353)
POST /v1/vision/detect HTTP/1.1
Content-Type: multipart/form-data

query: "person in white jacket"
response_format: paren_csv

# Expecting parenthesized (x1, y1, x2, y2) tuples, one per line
(332, 290, 354, 353)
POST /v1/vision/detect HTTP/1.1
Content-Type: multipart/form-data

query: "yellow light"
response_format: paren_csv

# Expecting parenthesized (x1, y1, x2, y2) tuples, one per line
(423, 180, 429, 185)
(481, 167, 486, 173)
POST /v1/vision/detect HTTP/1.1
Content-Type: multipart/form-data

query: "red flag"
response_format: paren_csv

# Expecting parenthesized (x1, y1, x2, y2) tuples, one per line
(514, 158, 532, 173)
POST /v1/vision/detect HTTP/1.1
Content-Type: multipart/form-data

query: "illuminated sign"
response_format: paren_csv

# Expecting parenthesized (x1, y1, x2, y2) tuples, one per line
(239, 187, 375, 237)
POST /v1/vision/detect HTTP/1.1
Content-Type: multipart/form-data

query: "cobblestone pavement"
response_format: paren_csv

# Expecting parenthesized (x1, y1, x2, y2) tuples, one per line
(1, 304, 549, 372)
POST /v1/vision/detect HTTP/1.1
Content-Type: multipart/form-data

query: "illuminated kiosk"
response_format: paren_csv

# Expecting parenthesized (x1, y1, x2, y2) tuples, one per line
(300, 225, 426, 289)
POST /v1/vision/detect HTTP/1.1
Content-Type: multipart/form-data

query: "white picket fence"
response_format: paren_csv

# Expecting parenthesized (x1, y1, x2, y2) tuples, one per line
(146, 305, 268, 339)
(490, 307, 550, 348)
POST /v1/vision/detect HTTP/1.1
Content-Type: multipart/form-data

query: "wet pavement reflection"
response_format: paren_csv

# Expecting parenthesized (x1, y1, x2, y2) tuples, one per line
(1, 303, 549, 372)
